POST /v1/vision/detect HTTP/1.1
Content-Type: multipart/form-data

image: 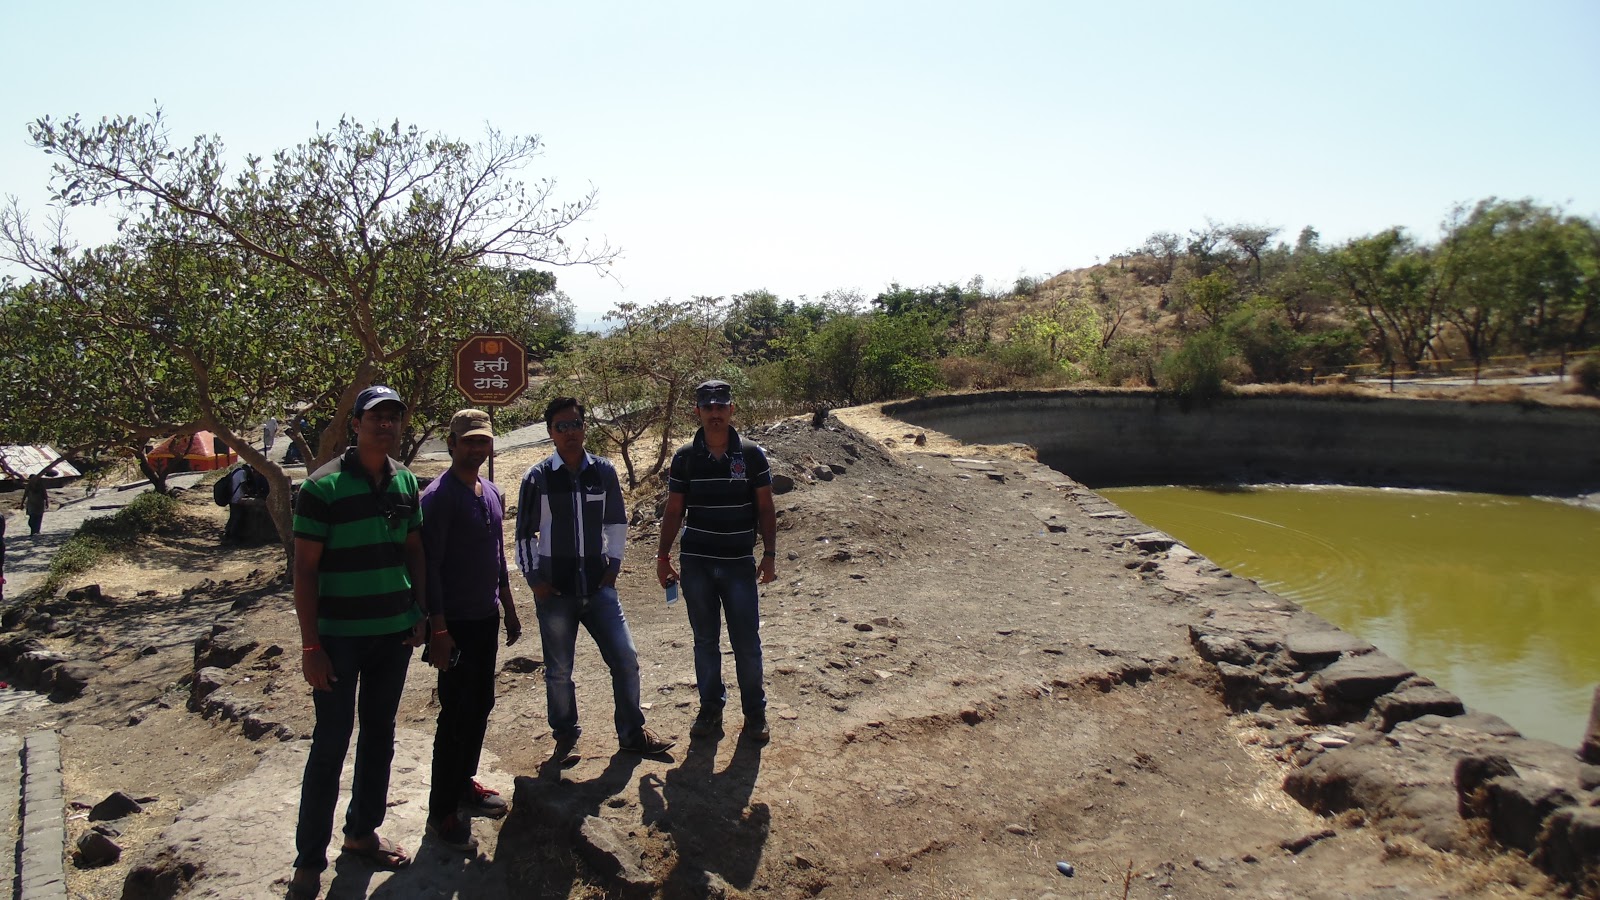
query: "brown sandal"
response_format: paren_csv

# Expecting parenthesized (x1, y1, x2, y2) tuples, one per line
(340, 834, 411, 869)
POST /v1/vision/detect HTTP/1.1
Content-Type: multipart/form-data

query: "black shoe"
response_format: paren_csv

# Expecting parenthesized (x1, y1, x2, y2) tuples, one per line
(550, 732, 579, 765)
(744, 715, 770, 744)
(426, 814, 478, 853)
(460, 779, 508, 819)
(689, 708, 723, 738)
(620, 727, 676, 755)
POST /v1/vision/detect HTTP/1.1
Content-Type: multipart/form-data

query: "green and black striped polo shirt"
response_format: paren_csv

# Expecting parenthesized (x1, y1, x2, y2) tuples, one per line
(293, 448, 424, 636)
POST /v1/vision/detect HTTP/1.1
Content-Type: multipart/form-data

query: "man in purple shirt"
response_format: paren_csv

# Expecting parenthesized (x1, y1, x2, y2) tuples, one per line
(419, 409, 523, 853)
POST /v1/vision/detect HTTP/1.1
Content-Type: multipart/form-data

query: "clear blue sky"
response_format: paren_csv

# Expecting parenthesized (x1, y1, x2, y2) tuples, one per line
(4, 1, 1597, 325)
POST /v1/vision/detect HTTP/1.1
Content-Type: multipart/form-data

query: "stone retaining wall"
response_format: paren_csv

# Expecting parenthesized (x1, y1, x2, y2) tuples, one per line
(885, 389, 1600, 495)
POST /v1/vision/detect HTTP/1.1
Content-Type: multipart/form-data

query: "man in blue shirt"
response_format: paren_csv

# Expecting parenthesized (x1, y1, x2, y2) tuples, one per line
(515, 397, 674, 763)
(419, 409, 523, 852)
(656, 380, 778, 743)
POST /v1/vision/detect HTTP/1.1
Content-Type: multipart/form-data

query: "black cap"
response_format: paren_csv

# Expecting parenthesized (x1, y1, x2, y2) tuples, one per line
(354, 385, 406, 413)
(695, 379, 733, 406)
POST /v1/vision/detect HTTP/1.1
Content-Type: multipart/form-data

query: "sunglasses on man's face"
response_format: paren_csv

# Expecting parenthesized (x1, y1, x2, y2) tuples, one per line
(552, 419, 585, 434)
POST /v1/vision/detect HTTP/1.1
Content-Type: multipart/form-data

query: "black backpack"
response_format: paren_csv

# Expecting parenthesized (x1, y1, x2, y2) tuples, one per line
(212, 471, 233, 507)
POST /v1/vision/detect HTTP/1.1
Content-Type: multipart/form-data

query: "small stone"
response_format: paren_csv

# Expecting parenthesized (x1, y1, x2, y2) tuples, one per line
(1280, 828, 1336, 854)
(1005, 823, 1033, 835)
(1055, 861, 1075, 877)
(89, 790, 144, 821)
(76, 830, 122, 866)
(854, 622, 873, 632)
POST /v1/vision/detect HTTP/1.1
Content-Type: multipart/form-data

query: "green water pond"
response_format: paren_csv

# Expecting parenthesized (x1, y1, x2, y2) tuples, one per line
(1099, 485, 1600, 746)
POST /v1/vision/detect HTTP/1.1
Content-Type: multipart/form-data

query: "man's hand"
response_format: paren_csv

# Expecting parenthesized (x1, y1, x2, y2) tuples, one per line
(428, 628, 457, 671)
(504, 608, 523, 646)
(405, 617, 427, 648)
(302, 648, 335, 691)
(656, 556, 679, 588)
(757, 555, 776, 585)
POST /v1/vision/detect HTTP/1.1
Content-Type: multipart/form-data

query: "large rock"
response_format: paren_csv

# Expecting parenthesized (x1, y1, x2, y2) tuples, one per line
(1285, 630, 1375, 665)
(576, 816, 657, 898)
(15, 648, 68, 686)
(1313, 654, 1414, 705)
(1534, 806, 1600, 891)
(1484, 776, 1576, 854)
(193, 625, 258, 670)
(188, 667, 228, 712)
(1454, 753, 1517, 818)
(1374, 685, 1465, 731)
(47, 660, 95, 700)
(1191, 632, 1257, 667)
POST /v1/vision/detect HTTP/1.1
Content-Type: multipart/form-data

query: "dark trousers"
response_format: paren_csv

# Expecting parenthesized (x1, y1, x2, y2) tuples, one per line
(293, 630, 413, 873)
(428, 615, 500, 820)
(27, 507, 43, 535)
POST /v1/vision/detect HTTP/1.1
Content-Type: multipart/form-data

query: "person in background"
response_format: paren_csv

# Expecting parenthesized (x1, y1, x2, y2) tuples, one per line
(288, 385, 427, 900)
(24, 471, 50, 535)
(418, 409, 523, 853)
(515, 396, 675, 763)
(263, 416, 280, 453)
(657, 379, 778, 743)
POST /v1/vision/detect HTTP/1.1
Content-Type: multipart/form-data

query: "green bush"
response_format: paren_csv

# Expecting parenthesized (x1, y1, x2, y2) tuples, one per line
(986, 340, 1056, 380)
(1159, 329, 1237, 405)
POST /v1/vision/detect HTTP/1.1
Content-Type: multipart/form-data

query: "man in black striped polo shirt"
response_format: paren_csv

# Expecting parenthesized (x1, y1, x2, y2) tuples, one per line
(657, 379, 778, 743)
(289, 385, 427, 896)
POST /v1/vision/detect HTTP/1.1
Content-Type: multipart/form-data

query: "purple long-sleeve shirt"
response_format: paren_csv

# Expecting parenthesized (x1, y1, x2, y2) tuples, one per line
(419, 473, 510, 621)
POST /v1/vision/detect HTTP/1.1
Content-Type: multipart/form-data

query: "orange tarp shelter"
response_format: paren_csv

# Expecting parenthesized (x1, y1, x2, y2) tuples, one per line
(147, 431, 236, 475)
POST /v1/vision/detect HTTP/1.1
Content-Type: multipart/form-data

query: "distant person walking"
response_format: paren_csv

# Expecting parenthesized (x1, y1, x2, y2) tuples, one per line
(1, 514, 7, 602)
(515, 397, 675, 763)
(289, 386, 427, 900)
(23, 471, 50, 535)
(657, 380, 778, 743)
(263, 416, 280, 453)
(418, 409, 523, 853)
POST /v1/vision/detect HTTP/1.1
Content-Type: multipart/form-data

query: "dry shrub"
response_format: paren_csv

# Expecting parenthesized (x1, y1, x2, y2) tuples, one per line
(1570, 356, 1600, 396)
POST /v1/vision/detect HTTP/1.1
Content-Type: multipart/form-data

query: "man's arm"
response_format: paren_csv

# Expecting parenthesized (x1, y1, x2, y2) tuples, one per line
(293, 537, 334, 691)
(599, 462, 626, 589)
(657, 492, 686, 587)
(514, 468, 553, 599)
(419, 491, 456, 667)
(404, 529, 427, 646)
(755, 485, 777, 584)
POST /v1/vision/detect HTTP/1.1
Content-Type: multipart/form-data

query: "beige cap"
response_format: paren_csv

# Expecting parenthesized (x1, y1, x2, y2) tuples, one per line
(449, 408, 494, 439)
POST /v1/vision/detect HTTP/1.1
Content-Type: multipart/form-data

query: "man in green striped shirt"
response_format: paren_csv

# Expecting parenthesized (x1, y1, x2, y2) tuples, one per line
(289, 385, 427, 897)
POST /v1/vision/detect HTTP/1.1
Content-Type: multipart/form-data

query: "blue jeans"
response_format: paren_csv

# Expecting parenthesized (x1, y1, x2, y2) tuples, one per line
(293, 630, 413, 872)
(678, 556, 766, 718)
(534, 586, 647, 744)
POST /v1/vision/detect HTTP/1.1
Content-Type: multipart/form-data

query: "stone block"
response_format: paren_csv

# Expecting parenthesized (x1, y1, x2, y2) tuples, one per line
(1313, 654, 1414, 705)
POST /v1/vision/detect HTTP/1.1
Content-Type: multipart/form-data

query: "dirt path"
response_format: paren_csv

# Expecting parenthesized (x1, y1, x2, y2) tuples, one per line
(1, 410, 1555, 898)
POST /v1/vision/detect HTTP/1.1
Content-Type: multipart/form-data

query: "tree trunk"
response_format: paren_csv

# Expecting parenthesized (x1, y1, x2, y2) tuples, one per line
(134, 449, 169, 495)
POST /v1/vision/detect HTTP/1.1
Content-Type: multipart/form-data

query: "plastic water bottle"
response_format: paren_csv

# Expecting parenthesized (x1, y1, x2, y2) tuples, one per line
(665, 579, 679, 605)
